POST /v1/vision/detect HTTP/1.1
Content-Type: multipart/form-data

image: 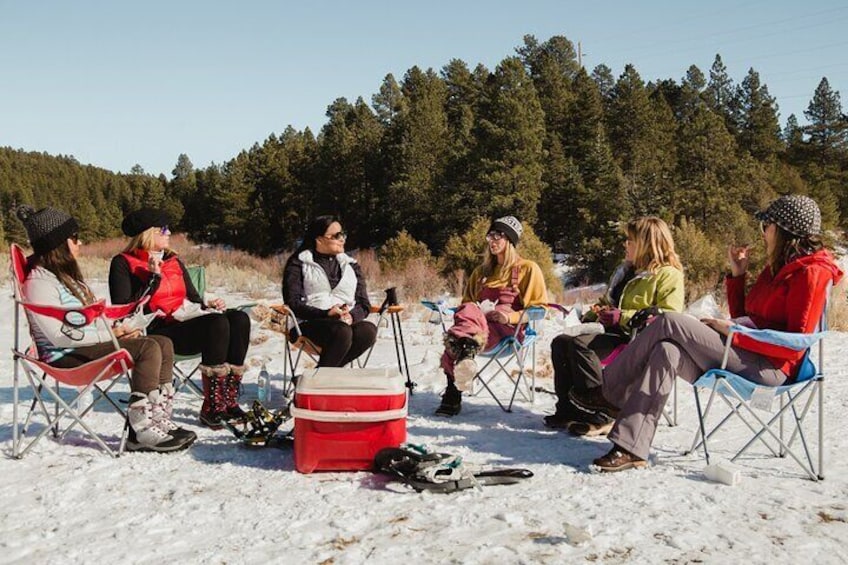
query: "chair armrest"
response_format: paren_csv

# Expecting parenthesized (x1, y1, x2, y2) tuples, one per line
(729, 324, 825, 352)
(104, 296, 151, 320)
(22, 299, 107, 327)
(371, 304, 405, 314)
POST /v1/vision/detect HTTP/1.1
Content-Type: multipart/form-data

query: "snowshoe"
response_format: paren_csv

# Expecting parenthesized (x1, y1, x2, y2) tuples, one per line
(374, 445, 533, 493)
(223, 400, 291, 447)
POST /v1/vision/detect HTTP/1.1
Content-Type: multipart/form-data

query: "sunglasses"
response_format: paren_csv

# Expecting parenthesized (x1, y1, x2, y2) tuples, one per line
(323, 231, 347, 241)
(69, 233, 80, 244)
(160, 226, 171, 235)
(759, 220, 773, 234)
(485, 231, 505, 242)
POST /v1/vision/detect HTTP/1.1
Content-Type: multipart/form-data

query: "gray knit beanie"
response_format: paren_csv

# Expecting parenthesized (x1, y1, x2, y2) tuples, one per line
(488, 216, 523, 246)
(15, 205, 80, 255)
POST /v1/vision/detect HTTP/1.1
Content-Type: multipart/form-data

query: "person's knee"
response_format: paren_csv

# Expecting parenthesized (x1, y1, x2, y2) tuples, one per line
(327, 322, 354, 347)
(358, 322, 378, 344)
(551, 334, 574, 353)
(228, 309, 251, 336)
(136, 337, 163, 367)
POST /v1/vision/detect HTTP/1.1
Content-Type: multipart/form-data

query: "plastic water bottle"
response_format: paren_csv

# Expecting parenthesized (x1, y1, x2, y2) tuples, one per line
(257, 363, 271, 404)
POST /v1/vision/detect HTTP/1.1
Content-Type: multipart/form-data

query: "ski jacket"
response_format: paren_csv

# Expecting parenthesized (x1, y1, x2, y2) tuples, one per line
(463, 259, 548, 325)
(109, 250, 203, 319)
(22, 267, 113, 362)
(726, 249, 843, 379)
(617, 265, 685, 333)
(283, 250, 371, 322)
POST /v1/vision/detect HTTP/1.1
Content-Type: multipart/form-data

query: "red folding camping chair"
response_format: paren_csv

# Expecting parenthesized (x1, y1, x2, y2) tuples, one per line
(10, 243, 144, 458)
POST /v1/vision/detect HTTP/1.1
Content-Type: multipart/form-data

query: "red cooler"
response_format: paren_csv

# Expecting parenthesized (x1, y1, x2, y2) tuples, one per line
(291, 367, 407, 473)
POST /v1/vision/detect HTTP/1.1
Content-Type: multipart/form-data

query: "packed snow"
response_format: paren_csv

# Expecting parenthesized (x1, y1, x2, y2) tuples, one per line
(2, 276, 848, 564)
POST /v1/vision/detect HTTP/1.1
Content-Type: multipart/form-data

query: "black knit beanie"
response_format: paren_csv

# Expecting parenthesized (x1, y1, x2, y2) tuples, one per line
(15, 205, 80, 255)
(121, 207, 170, 237)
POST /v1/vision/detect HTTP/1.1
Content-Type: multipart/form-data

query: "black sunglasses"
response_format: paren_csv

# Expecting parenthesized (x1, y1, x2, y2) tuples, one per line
(69, 233, 80, 244)
(323, 230, 347, 241)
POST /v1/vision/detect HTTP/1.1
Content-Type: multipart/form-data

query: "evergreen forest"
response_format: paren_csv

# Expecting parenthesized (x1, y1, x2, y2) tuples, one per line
(2, 35, 847, 285)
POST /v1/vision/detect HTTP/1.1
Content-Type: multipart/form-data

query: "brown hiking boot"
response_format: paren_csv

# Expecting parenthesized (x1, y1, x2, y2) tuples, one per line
(592, 445, 647, 472)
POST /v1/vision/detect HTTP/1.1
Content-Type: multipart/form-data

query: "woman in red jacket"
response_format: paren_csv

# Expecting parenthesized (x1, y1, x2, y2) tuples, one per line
(109, 208, 251, 429)
(570, 195, 843, 472)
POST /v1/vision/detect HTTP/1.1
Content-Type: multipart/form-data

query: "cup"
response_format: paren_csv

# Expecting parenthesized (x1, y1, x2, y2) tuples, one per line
(703, 461, 741, 486)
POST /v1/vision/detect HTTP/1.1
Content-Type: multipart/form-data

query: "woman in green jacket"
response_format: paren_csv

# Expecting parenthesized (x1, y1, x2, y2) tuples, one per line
(546, 217, 684, 435)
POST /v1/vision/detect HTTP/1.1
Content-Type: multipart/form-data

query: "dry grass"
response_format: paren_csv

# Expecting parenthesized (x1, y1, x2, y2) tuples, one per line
(77, 234, 285, 299)
(828, 277, 848, 331)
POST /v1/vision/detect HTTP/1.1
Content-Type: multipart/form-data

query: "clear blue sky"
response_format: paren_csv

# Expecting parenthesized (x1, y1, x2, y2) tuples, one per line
(2, 0, 846, 177)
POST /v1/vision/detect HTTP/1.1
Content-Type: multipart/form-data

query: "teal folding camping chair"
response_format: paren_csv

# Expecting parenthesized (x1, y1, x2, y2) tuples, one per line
(422, 301, 546, 412)
(171, 265, 205, 397)
(685, 307, 829, 480)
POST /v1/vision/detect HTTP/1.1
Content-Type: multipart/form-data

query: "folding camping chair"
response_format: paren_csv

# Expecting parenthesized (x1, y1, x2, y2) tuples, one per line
(9, 244, 142, 458)
(171, 265, 206, 397)
(171, 265, 256, 397)
(685, 306, 830, 480)
(272, 300, 413, 399)
(272, 304, 323, 398)
(422, 300, 546, 412)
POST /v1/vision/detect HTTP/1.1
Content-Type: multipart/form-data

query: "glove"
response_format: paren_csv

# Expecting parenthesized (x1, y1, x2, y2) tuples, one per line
(628, 306, 662, 331)
(598, 308, 621, 328)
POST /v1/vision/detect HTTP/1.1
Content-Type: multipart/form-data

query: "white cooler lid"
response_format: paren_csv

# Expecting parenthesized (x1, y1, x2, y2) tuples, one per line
(296, 367, 407, 395)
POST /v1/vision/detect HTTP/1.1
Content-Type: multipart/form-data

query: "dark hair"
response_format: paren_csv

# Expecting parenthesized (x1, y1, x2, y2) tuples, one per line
(296, 215, 342, 253)
(29, 242, 95, 305)
(768, 225, 825, 273)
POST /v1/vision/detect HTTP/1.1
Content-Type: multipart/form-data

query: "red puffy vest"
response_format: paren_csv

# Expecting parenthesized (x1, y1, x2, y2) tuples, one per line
(121, 251, 187, 317)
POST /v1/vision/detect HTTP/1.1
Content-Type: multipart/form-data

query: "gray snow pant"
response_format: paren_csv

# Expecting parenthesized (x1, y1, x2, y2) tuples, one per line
(602, 312, 786, 460)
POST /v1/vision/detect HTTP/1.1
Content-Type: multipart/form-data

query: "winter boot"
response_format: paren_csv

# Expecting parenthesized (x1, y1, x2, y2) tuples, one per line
(224, 365, 249, 423)
(447, 336, 480, 392)
(127, 391, 194, 453)
(155, 383, 197, 444)
(199, 364, 230, 429)
(434, 382, 462, 417)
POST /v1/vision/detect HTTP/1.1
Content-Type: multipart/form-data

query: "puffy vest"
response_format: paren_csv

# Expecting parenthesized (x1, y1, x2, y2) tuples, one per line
(121, 251, 187, 316)
(299, 250, 357, 310)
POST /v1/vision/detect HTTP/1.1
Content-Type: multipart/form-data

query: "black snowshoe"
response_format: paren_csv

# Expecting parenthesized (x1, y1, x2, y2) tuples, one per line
(222, 400, 291, 447)
(374, 445, 533, 493)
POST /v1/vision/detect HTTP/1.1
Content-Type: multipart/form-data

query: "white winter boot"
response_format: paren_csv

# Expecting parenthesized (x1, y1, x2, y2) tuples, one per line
(154, 383, 197, 444)
(127, 391, 194, 453)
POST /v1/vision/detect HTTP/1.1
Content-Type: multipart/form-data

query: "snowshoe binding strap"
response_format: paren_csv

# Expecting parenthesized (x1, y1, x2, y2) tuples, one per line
(223, 400, 290, 446)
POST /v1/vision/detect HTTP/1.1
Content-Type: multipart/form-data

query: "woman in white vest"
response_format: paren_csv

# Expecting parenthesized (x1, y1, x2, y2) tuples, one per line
(282, 216, 377, 366)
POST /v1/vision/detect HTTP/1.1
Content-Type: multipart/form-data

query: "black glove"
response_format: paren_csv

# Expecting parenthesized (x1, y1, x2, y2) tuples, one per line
(628, 306, 662, 331)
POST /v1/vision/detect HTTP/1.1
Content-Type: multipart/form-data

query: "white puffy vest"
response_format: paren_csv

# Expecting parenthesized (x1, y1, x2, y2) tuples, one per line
(299, 250, 358, 310)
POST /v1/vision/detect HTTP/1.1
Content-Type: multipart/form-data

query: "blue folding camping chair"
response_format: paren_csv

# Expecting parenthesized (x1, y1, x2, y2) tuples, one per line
(685, 314, 829, 480)
(422, 300, 546, 412)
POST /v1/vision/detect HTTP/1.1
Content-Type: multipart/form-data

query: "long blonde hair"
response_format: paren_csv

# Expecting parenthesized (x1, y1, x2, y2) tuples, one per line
(482, 240, 521, 278)
(626, 217, 682, 273)
(122, 227, 175, 255)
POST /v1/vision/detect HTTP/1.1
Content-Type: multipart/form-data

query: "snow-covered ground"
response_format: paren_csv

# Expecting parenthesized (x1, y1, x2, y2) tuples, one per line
(2, 278, 848, 564)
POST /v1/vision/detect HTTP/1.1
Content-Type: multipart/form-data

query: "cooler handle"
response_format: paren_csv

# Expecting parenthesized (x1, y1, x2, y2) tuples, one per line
(289, 405, 408, 423)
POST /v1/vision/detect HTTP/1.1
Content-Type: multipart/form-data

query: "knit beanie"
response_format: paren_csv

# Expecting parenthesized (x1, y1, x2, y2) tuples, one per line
(488, 216, 523, 246)
(121, 207, 170, 237)
(15, 205, 80, 255)
(754, 195, 821, 238)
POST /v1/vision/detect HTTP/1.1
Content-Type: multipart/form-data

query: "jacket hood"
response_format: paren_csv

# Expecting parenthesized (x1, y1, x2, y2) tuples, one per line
(775, 249, 844, 285)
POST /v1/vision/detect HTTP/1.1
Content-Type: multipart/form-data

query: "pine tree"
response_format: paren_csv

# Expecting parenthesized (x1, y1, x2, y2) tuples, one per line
(804, 77, 847, 164)
(737, 68, 782, 161)
(473, 57, 546, 224)
(705, 54, 736, 134)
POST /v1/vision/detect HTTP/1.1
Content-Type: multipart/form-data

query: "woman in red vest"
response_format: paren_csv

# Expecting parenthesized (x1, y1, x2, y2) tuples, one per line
(109, 208, 251, 429)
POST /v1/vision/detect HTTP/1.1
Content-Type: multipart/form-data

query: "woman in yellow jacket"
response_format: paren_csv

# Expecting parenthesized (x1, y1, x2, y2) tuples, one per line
(436, 216, 548, 416)
(547, 217, 684, 435)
